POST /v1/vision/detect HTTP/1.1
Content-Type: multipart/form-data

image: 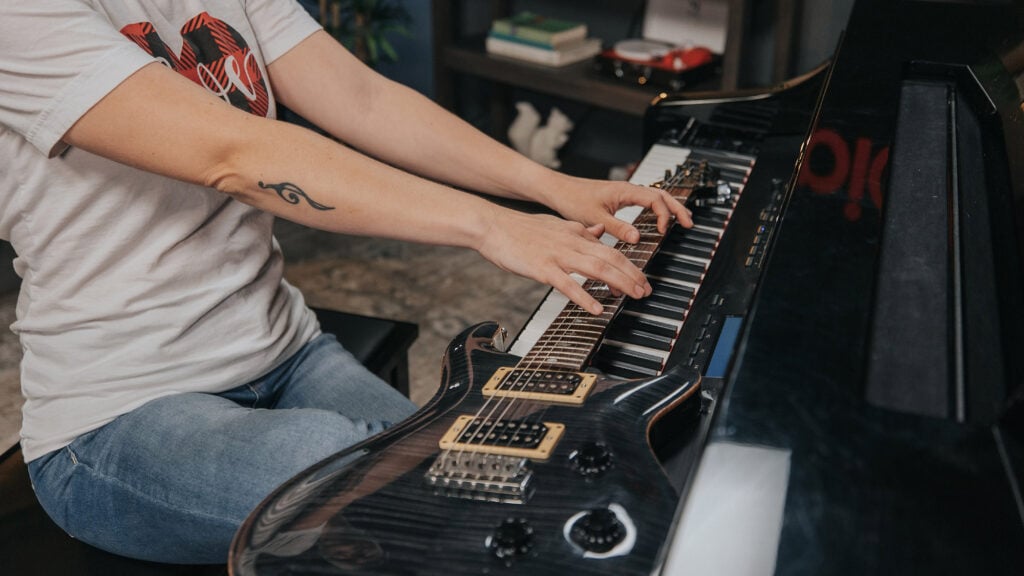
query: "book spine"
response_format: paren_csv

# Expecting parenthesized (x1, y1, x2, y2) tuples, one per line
(485, 36, 600, 67)
(485, 36, 560, 65)
(487, 31, 560, 50)
(490, 21, 587, 46)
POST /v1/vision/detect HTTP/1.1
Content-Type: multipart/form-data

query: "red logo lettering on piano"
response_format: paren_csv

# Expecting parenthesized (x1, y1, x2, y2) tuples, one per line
(798, 128, 889, 221)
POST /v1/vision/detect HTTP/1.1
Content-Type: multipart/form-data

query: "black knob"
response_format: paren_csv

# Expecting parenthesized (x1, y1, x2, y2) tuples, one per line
(570, 442, 613, 477)
(489, 517, 533, 563)
(569, 508, 626, 553)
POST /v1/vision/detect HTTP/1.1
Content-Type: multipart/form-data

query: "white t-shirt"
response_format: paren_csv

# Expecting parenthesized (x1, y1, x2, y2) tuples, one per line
(0, 0, 323, 461)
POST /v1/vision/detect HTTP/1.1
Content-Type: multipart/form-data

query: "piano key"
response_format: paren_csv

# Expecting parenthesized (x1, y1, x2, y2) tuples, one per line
(510, 141, 746, 381)
(643, 288, 694, 310)
(647, 274, 700, 292)
(605, 326, 675, 352)
(509, 290, 570, 356)
(692, 213, 727, 228)
(606, 317, 679, 349)
(592, 358, 658, 380)
(646, 278, 695, 297)
(669, 228, 720, 246)
(687, 148, 757, 165)
(688, 156, 755, 177)
(653, 248, 710, 268)
(659, 243, 714, 260)
(713, 167, 750, 183)
(651, 253, 708, 278)
(624, 297, 688, 319)
(691, 223, 726, 236)
(602, 338, 670, 364)
(618, 309, 685, 332)
(595, 343, 666, 374)
(648, 259, 704, 282)
(650, 261, 705, 286)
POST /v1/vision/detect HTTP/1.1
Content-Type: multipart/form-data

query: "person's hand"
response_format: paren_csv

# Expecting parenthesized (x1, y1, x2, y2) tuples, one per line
(543, 176, 693, 244)
(475, 208, 653, 316)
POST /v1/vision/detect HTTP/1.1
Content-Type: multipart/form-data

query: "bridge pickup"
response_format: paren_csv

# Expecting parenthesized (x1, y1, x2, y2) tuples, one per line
(438, 415, 565, 460)
(481, 367, 597, 405)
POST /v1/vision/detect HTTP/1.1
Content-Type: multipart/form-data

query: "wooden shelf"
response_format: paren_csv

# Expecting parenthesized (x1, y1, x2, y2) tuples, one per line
(440, 45, 687, 118)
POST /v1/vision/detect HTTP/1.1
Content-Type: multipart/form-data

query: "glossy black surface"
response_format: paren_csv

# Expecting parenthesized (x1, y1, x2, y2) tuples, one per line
(692, 0, 1024, 573)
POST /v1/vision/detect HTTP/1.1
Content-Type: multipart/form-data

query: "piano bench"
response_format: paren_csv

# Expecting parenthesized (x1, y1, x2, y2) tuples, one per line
(311, 306, 418, 398)
(0, 307, 418, 574)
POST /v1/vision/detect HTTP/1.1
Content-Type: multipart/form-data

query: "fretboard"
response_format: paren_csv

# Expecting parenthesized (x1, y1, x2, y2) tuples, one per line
(517, 200, 688, 372)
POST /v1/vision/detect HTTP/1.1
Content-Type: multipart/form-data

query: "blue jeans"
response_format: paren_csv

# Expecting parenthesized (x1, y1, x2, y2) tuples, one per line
(27, 333, 418, 564)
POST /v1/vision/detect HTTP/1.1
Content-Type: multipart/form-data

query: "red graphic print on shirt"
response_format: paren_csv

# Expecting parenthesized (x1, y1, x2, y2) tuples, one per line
(121, 12, 270, 117)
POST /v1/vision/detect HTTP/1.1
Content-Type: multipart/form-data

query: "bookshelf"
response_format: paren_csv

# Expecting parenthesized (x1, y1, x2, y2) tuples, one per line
(430, 0, 800, 174)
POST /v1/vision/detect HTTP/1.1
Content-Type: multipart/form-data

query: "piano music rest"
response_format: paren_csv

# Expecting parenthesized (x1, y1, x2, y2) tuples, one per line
(0, 308, 418, 575)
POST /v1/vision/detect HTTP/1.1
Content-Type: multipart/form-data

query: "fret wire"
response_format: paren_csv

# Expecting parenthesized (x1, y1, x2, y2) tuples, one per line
(471, 159, 711, 453)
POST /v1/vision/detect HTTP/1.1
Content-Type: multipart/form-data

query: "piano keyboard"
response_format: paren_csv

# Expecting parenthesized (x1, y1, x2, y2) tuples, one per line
(510, 143, 757, 380)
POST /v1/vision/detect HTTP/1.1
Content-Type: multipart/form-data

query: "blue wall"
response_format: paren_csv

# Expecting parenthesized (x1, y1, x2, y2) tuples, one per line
(298, 0, 434, 98)
(375, 0, 434, 98)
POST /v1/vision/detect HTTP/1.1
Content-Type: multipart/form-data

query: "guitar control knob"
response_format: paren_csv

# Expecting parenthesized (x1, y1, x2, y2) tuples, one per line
(569, 507, 626, 553)
(570, 442, 613, 477)
(489, 517, 533, 564)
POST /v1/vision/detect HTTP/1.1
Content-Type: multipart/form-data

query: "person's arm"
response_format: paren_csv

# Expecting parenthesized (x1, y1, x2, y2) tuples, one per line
(266, 30, 692, 244)
(63, 62, 648, 314)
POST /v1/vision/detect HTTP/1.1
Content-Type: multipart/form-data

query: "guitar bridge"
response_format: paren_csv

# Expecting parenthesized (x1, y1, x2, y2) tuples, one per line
(425, 452, 533, 504)
(482, 367, 596, 405)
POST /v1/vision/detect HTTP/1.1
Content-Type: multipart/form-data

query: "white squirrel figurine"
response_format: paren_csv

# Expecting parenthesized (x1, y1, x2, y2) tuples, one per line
(507, 102, 574, 168)
(527, 106, 574, 169)
(507, 101, 541, 155)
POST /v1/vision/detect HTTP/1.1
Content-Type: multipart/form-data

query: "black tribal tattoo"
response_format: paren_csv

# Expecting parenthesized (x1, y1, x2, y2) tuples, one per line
(258, 181, 335, 211)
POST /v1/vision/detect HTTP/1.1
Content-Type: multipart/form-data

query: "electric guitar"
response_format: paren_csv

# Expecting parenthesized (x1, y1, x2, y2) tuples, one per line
(230, 161, 720, 576)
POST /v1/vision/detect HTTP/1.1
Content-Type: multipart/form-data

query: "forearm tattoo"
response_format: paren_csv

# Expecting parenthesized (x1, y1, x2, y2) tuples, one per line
(258, 181, 335, 211)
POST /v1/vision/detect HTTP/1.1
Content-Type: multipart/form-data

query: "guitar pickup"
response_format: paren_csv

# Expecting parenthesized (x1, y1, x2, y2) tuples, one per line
(481, 367, 597, 405)
(438, 415, 565, 460)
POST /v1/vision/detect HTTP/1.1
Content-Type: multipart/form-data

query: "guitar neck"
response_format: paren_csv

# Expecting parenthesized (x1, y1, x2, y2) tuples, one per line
(519, 191, 693, 373)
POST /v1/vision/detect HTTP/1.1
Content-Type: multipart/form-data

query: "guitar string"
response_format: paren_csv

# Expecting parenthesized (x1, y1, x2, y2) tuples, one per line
(442, 162, 705, 468)
(457, 163, 701, 461)
(469, 163, 703, 459)
(492, 157, 749, 454)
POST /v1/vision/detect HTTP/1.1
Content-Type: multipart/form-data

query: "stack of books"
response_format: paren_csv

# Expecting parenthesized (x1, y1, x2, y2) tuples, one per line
(485, 12, 601, 67)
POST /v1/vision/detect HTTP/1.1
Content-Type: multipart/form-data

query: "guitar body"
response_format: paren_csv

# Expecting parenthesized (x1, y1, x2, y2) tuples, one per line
(232, 321, 701, 576)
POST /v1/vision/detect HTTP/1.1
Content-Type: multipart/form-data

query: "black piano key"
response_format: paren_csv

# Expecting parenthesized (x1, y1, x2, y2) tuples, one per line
(669, 227, 720, 246)
(613, 313, 680, 339)
(667, 243, 714, 260)
(647, 259, 704, 284)
(591, 358, 658, 380)
(606, 327, 674, 352)
(669, 229, 718, 243)
(691, 212, 727, 228)
(688, 148, 757, 165)
(704, 166, 748, 183)
(624, 297, 688, 319)
(652, 281, 695, 299)
(653, 252, 707, 274)
(644, 290, 692, 309)
(595, 344, 665, 374)
(605, 324, 674, 351)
